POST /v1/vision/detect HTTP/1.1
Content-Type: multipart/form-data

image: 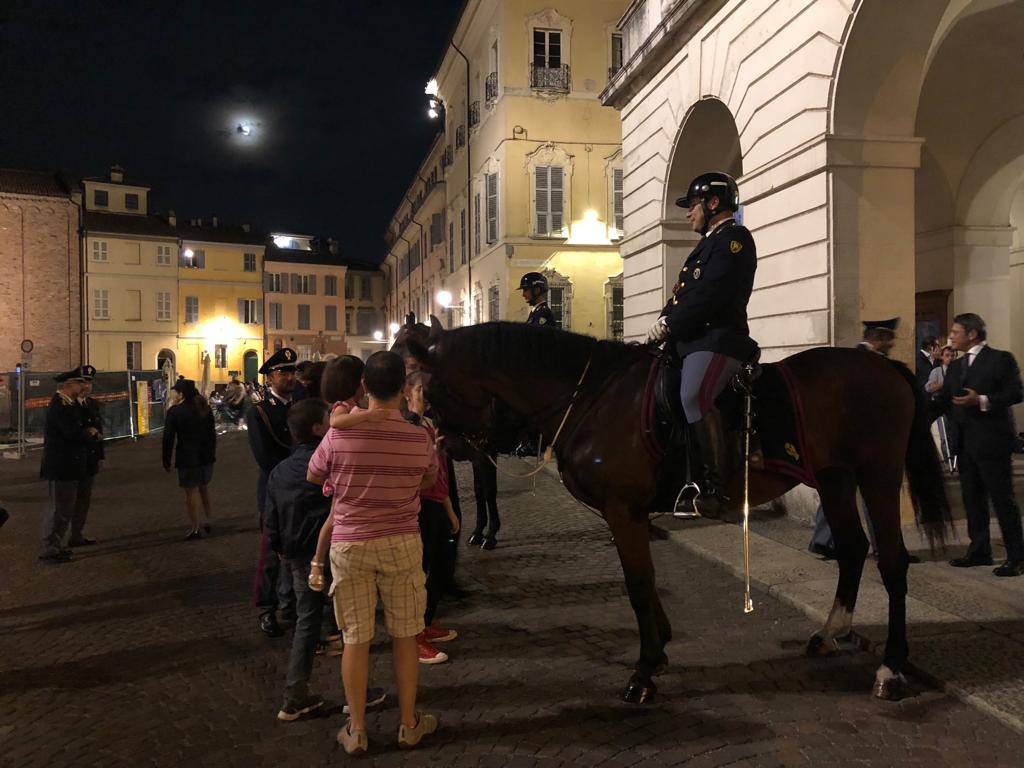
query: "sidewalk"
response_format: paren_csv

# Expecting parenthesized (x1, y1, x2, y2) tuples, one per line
(652, 512, 1024, 735)
(518, 456, 1024, 734)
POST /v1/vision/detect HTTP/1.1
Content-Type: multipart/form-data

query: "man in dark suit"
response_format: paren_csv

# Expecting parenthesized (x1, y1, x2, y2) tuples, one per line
(916, 335, 939, 392)
(935, 313, 1024, 576)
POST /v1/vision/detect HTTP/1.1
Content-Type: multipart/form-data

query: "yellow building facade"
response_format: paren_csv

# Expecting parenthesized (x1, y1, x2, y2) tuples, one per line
(82, 167, 180, 372)
(386, 0, 626, 339)
(176, 220, 265, 386)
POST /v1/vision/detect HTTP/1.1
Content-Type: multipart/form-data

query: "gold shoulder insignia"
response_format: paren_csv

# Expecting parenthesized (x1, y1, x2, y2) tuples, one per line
(539, 317, 547, 325)
(785, 442, 800, 462)
(730, 240, 743, 254)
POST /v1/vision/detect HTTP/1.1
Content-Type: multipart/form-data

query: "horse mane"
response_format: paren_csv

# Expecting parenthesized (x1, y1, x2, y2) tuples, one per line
(437, 322, 647, 380)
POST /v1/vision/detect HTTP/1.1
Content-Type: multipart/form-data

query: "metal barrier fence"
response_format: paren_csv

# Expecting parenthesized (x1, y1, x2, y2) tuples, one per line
(0, 369, 171, 457)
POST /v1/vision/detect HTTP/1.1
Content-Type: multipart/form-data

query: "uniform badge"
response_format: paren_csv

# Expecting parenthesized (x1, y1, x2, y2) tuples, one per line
(785, 442, 800, 462)
(692, 267, 701, 280)
(730, 240, 743, 254)
(285, 350, 294, 361)
(539, 317, 547, 325)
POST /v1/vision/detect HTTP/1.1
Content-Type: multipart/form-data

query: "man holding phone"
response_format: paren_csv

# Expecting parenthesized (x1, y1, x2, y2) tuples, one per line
(935, 313, 1024, 576)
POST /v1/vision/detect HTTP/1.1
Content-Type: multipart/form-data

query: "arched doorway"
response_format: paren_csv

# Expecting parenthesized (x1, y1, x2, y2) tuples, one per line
(830, 0, 1024, 359)
(663, 97, 742, 300)
(243, 350, 259, 383)
(157, 348, 175, 373)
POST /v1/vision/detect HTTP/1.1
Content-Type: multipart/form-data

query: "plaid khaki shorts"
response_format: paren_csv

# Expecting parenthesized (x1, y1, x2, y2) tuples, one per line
(329, 533, 426, 644)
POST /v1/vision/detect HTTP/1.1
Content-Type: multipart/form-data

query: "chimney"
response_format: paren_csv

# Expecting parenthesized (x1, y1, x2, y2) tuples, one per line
(109, 165, 124, 183)
(212, 216, 219, 227)
(327, 238, 339, 255)
(168, 209, 177, 227)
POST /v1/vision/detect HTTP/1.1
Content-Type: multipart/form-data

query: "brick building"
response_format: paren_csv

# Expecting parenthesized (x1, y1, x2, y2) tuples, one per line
(0, 169, 83, 372)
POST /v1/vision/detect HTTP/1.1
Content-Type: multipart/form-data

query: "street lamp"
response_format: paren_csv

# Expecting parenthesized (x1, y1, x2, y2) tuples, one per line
(389, 322, 401, 335)
(436, 289, 453, 309)
(372, 330, 384, 342)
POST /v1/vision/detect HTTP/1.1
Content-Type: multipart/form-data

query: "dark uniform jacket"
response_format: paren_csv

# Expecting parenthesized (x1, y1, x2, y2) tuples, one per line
(245, 390, 292, 515)
(81, 397, 105, 476)
(163, 402, 217, 469)
(933, 345, 1023, 459)
(660, 219, 758, 361)
(39, 392, 91, 482)
(265, 442, 332, 560)
(526, 301, 556, 327)
(915, 351, 936, 392)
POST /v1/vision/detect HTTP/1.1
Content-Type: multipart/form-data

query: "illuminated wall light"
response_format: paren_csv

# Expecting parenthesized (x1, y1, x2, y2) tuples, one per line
(425, 78, 439, 96)
(373, 330, 384, 341)
(567, 209, 611, 246)
(389, 322, 401, 334)
(436, 289, 453, 308)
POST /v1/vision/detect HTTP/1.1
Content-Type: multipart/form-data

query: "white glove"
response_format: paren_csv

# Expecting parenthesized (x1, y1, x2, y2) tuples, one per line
(646, 317, 669, 344)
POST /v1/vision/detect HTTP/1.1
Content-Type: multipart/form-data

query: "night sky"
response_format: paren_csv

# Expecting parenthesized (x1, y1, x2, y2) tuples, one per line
(0, 0, 464, 263)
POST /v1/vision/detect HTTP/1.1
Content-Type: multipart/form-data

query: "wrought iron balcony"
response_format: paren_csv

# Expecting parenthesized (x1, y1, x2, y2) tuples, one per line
(485, 71, 498, 105)
(469, 100, 480, 128)
(455, 124, 466, 149)
(530, 63, 570, 92)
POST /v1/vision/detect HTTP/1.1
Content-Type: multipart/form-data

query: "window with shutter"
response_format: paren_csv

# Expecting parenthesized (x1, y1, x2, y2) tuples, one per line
(535, 166, 565, 236)
(488, 284, 500, 321)
(185, 296, 199, 324)
(255, 299, 263, 325)
(194, 249, 206, 269)
(308, 274, 317, 295)
(238, 298, 246, 323)
(431, 213, 442, 246)
(325, 305, 338, 331)
(535, 166, 549, 234)
(486, 173, 498, 243)
(361, 276, 372, 300)
(291, 273, 301, 293)
(263, 272, 273, 292)
(474, 192, 481, 255)
(613, 168, 624, 233)
(460, 209, 467, 265)
(550, 167, 564, 234)
(448, 221, 455, 273)
(298, 304, 310, 330)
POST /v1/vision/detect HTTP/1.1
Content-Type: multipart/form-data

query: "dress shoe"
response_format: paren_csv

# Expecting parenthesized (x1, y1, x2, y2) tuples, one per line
(993, 560, 1024, 577)
(949, 555, 994, 568)
(68, 536, 97, 546)
(258, 612, 284, 638)
(809, 543, 837, 560)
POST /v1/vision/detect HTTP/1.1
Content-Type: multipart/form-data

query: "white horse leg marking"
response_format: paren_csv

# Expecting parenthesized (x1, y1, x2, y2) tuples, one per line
(822, 597, 853, 640)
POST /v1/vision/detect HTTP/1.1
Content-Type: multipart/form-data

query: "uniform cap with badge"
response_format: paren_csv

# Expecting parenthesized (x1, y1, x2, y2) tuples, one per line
(54, 365, 96, 383)
(862, 318, 900, 339)
(258, 347, 298, 375)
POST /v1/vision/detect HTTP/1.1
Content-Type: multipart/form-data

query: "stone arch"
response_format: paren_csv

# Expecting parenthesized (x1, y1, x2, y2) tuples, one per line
(157, 348, 175, 372)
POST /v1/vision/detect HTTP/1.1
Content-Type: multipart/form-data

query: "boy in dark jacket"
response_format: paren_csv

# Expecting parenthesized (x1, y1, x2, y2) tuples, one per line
(267, 399, 386, 721)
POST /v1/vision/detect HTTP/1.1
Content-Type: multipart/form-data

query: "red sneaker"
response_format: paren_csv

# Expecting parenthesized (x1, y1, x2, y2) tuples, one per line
(416, 634, 449, 664)
(422, 623, 457, 643)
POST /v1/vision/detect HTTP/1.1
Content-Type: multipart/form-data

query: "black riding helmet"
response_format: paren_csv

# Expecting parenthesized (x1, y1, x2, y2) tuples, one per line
(675, 171, 740, 236)
(518, 272, 548, 293)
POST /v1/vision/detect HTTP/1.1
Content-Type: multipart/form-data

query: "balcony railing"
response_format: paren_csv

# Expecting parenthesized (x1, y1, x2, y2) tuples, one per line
(530, 63, 570, 92)
(485, 71, 498, 105)
(455, 125, 466, 149)
(469, 100, 480, 128)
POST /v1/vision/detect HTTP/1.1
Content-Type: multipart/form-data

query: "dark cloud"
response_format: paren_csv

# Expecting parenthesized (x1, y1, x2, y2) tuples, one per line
(0, 0, 462, 260)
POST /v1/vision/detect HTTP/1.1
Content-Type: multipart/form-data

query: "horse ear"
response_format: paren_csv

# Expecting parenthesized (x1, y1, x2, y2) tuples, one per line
(406, 337, 434, 370)
(429, 315, 445, 340)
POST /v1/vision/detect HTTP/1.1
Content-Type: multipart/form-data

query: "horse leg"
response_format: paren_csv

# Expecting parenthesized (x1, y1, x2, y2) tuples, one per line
(605, 500, 669, 704)
(806, 468, 869, 657)
(858, 465, 911, 700)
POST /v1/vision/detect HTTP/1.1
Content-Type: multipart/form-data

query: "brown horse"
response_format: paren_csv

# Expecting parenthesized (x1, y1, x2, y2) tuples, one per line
(403, 319, 951, 704)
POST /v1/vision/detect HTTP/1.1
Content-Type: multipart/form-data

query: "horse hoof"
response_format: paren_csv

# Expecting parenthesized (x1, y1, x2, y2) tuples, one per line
(873, 672, 909, 701)
(622, 676, 657, 704)
(805, 632, 841, 657)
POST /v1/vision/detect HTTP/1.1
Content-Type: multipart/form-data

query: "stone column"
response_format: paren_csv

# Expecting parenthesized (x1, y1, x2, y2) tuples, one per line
(951, 225, 1013, 347)
(828, 136, 923, 363)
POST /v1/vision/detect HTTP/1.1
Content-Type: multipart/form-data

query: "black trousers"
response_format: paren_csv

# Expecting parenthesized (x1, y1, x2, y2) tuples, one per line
(959, 450, 1024, 563)
(253, 472, 295, 612)
(471, 453, 500, 537)
(419, 500, 452, 626)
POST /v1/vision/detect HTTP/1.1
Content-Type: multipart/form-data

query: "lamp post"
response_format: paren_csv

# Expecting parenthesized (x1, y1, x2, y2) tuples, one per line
(426, 41, 473, 324)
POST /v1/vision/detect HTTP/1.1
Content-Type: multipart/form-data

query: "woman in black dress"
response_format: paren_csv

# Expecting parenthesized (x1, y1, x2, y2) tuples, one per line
(162, 379, 216, 539)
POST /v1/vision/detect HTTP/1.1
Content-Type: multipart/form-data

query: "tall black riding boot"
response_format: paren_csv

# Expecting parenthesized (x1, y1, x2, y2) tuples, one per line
(691, 411, 729, 519)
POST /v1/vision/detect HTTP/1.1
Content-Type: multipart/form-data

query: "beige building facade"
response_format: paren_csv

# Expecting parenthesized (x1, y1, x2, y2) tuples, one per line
(604, 0, 1024, 375)
(0, 170, 82, 372)
(385, 0, 628, 339)
(344, 262, 388, 361)
(82, 167, 179, 373)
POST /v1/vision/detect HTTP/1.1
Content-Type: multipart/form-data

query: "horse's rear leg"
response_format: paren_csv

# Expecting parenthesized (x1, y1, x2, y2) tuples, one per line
(858, 465, 911, 700)
(605, 500, 670, 704)
(807, 468, 869, 657)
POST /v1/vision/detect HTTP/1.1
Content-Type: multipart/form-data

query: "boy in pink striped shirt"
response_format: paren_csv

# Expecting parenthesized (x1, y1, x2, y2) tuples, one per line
(307, 351, 438, 754)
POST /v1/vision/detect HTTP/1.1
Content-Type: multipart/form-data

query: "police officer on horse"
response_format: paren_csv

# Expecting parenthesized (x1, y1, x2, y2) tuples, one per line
(647, 171, 758, 516)
(519, 272, 556, 326)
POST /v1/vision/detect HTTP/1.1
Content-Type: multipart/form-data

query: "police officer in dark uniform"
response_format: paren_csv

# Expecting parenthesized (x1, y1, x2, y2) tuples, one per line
(70, 377, 105, 546)
(39, 365, 101, 563)
(520, 272, 557, 327)
(246, 347, 298, 637)
(647, 172, 758, 516)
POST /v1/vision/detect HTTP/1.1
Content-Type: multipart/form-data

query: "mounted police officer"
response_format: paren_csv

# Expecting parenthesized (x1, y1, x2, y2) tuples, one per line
(39, 365, 102, 563)
(246, 347, 298, 637)
(520, 272, 556, 327)
(647, 171, 758, 516)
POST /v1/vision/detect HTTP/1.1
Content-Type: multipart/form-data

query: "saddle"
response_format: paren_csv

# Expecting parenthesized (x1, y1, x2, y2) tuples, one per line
(642, 350, 815, 511)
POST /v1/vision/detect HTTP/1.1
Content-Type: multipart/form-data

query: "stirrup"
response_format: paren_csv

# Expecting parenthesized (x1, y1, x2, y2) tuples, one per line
(672, 482, 703, 519)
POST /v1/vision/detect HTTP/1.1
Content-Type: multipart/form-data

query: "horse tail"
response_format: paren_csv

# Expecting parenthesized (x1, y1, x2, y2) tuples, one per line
(887, 359, 954, 549)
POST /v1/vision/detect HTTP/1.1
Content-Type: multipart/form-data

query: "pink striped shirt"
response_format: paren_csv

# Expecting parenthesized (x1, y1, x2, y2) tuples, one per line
(309, 408, 437, 542)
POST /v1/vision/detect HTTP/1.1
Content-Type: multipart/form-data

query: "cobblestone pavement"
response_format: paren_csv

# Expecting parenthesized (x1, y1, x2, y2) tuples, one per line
(3, 433, 1024, 767)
